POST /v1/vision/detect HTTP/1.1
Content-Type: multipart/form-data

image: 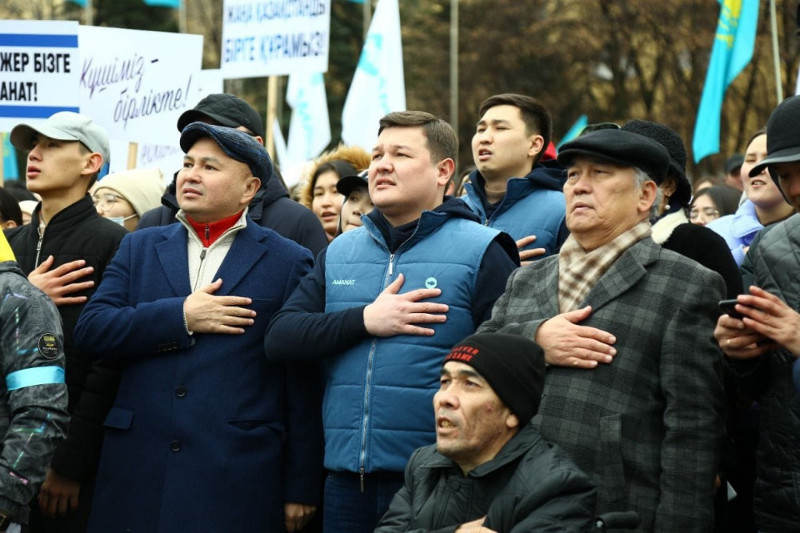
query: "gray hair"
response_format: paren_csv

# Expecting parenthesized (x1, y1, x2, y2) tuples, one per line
(632, 167, 661, 219)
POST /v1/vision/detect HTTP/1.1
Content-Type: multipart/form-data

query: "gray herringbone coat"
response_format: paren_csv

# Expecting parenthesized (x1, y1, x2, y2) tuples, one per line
(479, 237, 726, 532)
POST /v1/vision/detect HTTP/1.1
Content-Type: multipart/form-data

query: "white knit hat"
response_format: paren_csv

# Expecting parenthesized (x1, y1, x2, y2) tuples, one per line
(95, 168, 165, 217)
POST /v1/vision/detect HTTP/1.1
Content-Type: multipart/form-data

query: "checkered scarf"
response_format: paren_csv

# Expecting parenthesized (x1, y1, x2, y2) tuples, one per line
(558, 220, 651, 313)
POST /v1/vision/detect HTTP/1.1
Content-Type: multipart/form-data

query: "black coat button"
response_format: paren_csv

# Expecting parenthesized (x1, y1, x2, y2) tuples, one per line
(175, 386, 187, 398)
(170, 440, 181, 452)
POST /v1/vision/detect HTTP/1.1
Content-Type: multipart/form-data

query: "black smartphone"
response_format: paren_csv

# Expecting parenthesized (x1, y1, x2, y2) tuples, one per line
(719, 299, 744, 319)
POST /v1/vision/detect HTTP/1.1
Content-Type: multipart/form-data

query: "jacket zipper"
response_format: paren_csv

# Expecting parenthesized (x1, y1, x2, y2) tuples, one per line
(192, 248, 207, 292)
(357, 220, 422, 486)
(34, 224, 45, 267)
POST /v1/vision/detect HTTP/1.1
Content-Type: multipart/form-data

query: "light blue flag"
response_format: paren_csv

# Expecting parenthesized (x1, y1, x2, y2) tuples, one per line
(341, 0, 406, 152)
(144, 0, 181, 7)
(557, 115, 588, 149)
(70, 0, 87, 5)
(692, 0, 759, 163)
(2, 133, 19, 180)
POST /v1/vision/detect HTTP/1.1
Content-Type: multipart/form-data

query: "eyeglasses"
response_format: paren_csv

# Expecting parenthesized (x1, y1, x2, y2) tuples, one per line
(689, 207, 720, 223)
(92, 193, 124, 211)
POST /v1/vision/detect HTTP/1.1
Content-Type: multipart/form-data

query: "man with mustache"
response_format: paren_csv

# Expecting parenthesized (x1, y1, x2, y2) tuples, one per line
(376, 332, 596, 532)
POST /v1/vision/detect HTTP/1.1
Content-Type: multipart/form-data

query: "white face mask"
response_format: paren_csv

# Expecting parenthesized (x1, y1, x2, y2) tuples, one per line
(108, 214, 137, 227)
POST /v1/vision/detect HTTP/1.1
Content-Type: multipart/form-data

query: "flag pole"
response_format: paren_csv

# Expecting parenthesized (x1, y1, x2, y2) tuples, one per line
(179, 0, 188, 34)
(266, 76, 278, 160)
(769, 0, 783, 103)
(363, 0, 372, 39)
(449, 0, 458, 135)
(85, 0, 93, 25)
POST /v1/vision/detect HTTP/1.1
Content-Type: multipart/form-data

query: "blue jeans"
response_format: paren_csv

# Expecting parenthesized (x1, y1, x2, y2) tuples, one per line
(323, 471, 404, 533)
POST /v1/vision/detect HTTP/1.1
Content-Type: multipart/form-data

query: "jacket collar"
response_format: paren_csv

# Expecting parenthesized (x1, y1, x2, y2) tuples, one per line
(156, 213, 268, 296)
(580, 237, 658, 312)
(650, 209, 688, 244)
(31, 195, 99, 235)
(419, 423, 543, 477)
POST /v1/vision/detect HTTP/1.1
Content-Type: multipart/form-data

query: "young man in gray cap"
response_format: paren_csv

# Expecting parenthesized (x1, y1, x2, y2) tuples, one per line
(376, 332, 596, 532)
(479, 128, 727, 532)
(5, 111, 127, 533)
(73, 123, 323, 532)
(138, 92, 328, 256)
(715, 94, 800, 533)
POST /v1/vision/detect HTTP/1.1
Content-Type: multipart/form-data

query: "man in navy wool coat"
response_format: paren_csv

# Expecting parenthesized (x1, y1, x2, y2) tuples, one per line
(74, 123, 323, 532)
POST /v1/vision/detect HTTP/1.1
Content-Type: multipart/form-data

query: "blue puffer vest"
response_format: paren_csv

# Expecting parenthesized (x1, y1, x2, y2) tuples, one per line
(323, 211, 501, 474)
(462, 170, 565, 257)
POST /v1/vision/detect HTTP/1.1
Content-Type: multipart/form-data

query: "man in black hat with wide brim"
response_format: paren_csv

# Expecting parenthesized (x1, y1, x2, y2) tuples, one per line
(479, 128, 727, 531)
(138, 93, 328, 257)
(715, 94, 800, 533)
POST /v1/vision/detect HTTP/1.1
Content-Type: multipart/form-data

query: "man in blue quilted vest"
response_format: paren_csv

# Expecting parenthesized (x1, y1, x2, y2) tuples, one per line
(265, 111, 519, 533)
(461, 93, 568, 263)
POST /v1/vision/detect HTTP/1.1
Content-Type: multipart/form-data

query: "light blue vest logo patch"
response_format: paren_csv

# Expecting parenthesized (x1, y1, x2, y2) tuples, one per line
(425, 277, 437, 289)
(332, 279, 356, 286)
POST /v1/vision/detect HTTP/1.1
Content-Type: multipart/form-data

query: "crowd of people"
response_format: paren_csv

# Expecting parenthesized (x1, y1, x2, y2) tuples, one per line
(0, 89, 796, 533)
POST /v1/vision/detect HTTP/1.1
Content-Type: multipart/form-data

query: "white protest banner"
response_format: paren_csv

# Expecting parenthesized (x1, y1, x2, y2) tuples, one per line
(286, 71, 330, 170)
(0, 20, 80, 133)
(119, 69, 225, 183)
(341, 0, 405, 152)
(221, 0, 330, 78)
(79, 26, 203, 145)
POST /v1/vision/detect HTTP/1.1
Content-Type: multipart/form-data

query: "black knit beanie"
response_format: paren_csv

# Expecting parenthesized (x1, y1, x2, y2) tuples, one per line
(444, 333, 546, 422)
(621, 119, 692, 208)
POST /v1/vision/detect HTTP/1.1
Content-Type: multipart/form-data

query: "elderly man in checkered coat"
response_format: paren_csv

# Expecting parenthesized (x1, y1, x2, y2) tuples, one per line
(479, 128, 726, 532)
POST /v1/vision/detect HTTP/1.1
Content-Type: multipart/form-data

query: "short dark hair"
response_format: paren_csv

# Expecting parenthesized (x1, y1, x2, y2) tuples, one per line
(378, 111, 458, 164)
(0, 187, 22, 226)
(479, 93, 552, 164)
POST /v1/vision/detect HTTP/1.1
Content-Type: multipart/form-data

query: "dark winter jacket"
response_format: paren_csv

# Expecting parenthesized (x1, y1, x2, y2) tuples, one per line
(4, 196, 126, 481)
(0, 261, 69, 524)
(650, 209, 743, 299)
(462, 162, 568, 257)
(375, 424, 597, 533)
(728, 213, 800, 533)
(137, 173, 328, 256)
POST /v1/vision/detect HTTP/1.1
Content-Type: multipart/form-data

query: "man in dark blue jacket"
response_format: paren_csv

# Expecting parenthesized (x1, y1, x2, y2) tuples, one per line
(137, 92, 328, 257)
(74, 124, 322, 532)
(463, 93, 568, 263)
(265, 111, 518, 533)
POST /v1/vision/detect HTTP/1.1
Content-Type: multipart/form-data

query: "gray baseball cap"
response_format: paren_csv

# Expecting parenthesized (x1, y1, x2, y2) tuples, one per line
(11, 112, 110, 163)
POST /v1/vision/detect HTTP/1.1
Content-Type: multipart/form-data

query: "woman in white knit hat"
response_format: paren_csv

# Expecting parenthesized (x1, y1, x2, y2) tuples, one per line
(92, 168, 165, 231)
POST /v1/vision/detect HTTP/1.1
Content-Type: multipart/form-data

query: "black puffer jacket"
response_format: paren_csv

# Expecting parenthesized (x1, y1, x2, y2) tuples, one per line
(4, 195, 126, 481)
(375, 424, 597, 533)
(729, 213, 800, 533)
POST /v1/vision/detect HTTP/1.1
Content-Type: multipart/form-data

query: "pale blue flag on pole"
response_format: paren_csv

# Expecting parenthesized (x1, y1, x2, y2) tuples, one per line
(557, 115, 588, 148)
(144, 0, 181, 7)
(341, 0, 406, 152)
(692, 0, 759, 163)
(286, 71, 331, 169)
(70, 0, 87, 6)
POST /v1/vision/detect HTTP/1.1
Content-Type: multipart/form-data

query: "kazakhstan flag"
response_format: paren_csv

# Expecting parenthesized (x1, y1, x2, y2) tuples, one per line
(692, 0, 759, 163)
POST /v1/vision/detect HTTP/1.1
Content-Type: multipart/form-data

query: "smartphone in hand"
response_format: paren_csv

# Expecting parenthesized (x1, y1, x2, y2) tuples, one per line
(719, 299, 745, 319)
